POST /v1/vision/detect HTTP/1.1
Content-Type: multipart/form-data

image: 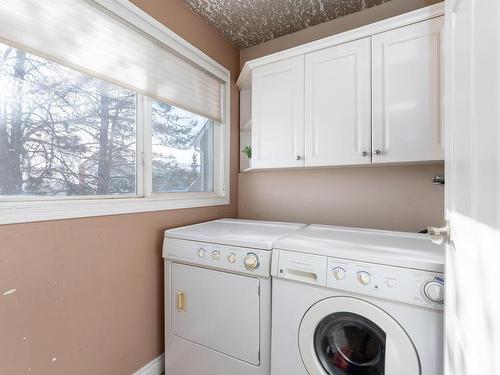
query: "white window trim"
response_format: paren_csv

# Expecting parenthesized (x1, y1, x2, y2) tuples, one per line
(0, 0, 231, 225)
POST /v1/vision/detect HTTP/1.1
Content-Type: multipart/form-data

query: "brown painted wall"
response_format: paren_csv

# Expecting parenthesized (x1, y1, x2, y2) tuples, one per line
(0, 1, 239, 374)
(239, 165, 444, 233)
(240, 0, 442, 67)
(238, 0, 445, 232)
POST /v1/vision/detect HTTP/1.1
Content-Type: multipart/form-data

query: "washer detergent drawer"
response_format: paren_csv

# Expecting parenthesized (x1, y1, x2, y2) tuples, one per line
(171, 263, 261, 365)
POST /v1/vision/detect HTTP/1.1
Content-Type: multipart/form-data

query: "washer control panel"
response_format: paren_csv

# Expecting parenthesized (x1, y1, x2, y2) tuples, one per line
(327, 257, 444, 309)
(165, 238, 271, 277)
(274, 250, 444, 309)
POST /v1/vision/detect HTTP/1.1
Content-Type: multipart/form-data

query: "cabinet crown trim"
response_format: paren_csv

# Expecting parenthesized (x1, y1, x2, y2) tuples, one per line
(237, 3, 444, 89)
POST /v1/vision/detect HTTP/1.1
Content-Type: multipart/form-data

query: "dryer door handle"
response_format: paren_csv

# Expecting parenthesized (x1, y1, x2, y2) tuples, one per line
(177, 291, 187, 312)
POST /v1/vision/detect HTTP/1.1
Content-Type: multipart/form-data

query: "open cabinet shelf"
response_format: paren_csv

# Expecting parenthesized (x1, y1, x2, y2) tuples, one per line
(240, 87, 252, 171)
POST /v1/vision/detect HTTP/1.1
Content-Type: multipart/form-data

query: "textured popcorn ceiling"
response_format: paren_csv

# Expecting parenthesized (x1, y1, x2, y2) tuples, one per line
(182, 0, 391, 48)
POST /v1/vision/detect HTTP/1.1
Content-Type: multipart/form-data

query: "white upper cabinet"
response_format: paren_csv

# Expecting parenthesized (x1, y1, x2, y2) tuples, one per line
(305, 37, 372, 167)
(372, 17, 444, 163)
(237, 5, 445, 170)
(251, 56, 305, 169)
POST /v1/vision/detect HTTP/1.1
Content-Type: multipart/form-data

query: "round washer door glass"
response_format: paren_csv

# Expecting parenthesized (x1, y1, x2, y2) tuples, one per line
(314, 312, 385, 374)
(299, 297, 420, 375)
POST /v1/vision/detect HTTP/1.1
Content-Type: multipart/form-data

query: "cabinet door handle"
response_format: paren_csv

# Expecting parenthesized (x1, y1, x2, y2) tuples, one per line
(374, 149, 383, 155)
(361, 151, 369, 157)
(177, 291, 187, 312)
(296, 155, 302, 160)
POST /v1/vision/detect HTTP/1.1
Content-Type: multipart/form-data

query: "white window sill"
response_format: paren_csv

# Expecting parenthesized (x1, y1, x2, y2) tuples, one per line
(0, 194, 229, 225)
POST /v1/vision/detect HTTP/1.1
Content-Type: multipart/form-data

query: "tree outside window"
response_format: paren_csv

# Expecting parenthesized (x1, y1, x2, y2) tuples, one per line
(0, 42, 213, 198)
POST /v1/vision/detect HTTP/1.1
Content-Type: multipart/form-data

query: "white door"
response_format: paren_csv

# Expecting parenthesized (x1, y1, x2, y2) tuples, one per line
(171, 263, 261, 365)
(372, 17, 444, 163)
(443, 1, 500, 375)
(305, 38, 371, 167)
(252, 56, 305, 168)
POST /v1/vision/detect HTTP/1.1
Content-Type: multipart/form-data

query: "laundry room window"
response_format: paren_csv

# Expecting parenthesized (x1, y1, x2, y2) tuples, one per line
(151, 100, 214, 194)
(0, 43, 138, 198)
(0, 0, 230, 224)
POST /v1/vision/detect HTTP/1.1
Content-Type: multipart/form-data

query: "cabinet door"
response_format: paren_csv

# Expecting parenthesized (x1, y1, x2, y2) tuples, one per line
(305, 38, 372, 167)
(252, 56, 305, 168)
(372, 17, 444, 163)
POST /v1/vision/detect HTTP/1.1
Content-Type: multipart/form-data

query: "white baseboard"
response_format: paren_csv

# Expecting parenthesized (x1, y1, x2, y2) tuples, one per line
(132, 353, 165, 375)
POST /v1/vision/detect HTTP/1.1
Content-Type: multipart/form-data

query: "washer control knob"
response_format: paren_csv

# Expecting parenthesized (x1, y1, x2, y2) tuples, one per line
(244, 253, 260, 271)
(424, 280, 444, 303)
(357, 271, 371, 285)
(211, 250, 221, 261)
(332, 267, 346, 281)
(197, 248, 206, 258)
(227, 253, 236, 263)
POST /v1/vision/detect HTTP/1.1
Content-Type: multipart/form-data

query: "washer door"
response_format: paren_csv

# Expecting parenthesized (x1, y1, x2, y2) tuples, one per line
(299, 297, 419, 375)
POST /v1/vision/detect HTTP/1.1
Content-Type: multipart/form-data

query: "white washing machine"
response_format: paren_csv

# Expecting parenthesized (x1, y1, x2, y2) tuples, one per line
(163, 219, 305, 375)
(270, 225, 444, 375)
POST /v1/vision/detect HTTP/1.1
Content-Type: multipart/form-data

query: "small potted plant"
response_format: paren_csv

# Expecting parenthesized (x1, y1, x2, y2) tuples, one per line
(242, 145, 252, 159)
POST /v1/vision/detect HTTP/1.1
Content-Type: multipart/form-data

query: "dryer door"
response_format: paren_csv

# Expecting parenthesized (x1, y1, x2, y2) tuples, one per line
(171, 263, 261, 365)
(299, 297, 419, 375)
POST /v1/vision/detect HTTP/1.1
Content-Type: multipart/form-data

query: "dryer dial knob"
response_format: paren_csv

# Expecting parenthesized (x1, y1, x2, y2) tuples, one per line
(197, 248, 206, 258)
(357, 271, 371, 285)
(212, 250, 221, 261)
(244, 253, 260, 271)
(227, 253, 236, 263)
(332, 267, 346, 281)
(424, 280, 444, 303)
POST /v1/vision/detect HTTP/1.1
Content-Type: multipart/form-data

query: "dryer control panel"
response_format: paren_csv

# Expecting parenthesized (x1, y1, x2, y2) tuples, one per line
(165, 238, 272, 277)
(273, 249, 444, 310)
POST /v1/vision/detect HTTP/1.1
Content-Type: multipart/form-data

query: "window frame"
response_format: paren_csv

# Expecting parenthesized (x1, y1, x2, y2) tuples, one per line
(0, 0, 230, 224)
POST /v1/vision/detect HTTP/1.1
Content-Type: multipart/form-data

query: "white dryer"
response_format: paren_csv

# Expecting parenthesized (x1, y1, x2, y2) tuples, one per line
(270, 225, 444, 375)
(163, 219, 304, 375)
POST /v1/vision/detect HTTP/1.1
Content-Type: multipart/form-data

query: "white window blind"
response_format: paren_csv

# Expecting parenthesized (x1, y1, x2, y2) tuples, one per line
(0, 0, 223, 122)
